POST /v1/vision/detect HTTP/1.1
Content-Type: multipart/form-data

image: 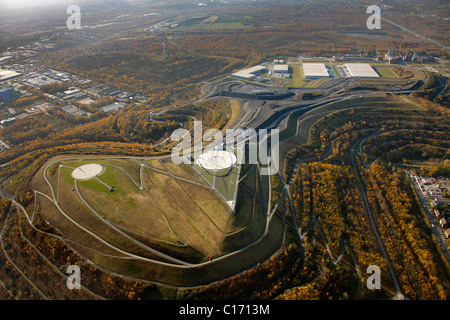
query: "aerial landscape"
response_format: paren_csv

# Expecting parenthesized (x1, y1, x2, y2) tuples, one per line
(0, 0, 449, 307)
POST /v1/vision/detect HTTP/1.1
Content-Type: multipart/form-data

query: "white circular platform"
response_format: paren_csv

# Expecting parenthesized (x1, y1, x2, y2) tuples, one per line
(71, 164, 104, 180)
(196, 150, 237, 171)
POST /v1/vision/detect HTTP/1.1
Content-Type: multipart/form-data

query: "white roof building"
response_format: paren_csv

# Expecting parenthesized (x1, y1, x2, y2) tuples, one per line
(231, 65, 267, 80)
(344, 63, 380, 78)
(273, 64, 289, 73)
(0, 69, 22, 82)
(445, 228, 450, 239)
(101, 102, 127, 113)
(302, 63, 330, 79)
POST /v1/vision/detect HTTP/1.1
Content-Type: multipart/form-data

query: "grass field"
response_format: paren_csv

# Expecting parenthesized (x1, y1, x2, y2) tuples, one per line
(289, 64, 308, 87)
(29, 154, 279, 285)
(40, 158, 237, 253)
(304, 78, 328, 88)
(374, 66, 398, 78)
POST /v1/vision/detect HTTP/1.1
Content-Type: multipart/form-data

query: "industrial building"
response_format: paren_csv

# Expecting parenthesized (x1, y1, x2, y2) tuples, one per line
(343, 63, 380, 78)
(22, 72, 58, 88)
(0, 68, 22, 82)
(302, 63, 330, 79)
(231, 65, 267, 80)
(272, 64, 289, 78)
(101, 102, 127, 113)
(273, 64, 289, 74)
(54, 87, 89, 101)
(61, 105, 91, 117)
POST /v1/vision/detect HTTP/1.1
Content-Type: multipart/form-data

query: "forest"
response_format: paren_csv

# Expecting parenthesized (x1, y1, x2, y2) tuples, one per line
(359, 163, 449, 299)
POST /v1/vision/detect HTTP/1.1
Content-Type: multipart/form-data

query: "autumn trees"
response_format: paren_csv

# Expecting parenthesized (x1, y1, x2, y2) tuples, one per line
(361, 164, 450, 299)
(0, 204, 151, 300)
(178, 243, 302, 300)
(289, 162, 391, 297)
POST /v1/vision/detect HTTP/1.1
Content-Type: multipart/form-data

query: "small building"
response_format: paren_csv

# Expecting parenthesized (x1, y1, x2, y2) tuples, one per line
(403, 54, 413, 62)
(100, 102, 126, 113)
(61, 105, 91, 117)
(440, 217, 449, 229)
(388, 57, 402, 64)
(434, 209, 441, 218)
(273, 64, 289, 74)
(445, 228, 450, 239)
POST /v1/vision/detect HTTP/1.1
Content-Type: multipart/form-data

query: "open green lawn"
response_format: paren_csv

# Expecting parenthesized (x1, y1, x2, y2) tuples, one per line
(44, 157, 245, 252)
(289, 64, 308, 87)
(304, 78, 328, 88)
(193, 162, 240, 202)
(374, 66, 398, 78)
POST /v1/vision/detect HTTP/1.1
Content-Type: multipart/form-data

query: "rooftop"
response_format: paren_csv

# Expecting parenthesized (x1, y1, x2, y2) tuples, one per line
(344, 63, 380, 78)
(0, 68, 22, 81)
(232, 65, 267, 79)
(273, 64, 289, 72)
(302, 63, 330, 78)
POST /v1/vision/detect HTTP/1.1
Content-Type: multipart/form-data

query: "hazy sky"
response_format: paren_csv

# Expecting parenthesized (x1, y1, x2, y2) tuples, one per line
(1, 0, 78, 9)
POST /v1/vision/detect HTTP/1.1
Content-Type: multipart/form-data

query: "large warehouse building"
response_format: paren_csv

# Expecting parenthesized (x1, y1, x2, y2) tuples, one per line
(232, 65, 267, 80)
(302, 63, 330, 79)
(344, 63, 380, 78)
(0, 69, 22, 82)
(273, 64, 289, 74)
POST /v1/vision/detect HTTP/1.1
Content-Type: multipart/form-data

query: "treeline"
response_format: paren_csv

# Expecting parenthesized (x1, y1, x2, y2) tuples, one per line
(43, 52, 231, 96)
(168, 99, 232, 131)
(179, 243, 302, 300)
(290, 162, 390, 291)
(363, 130, 450, 163)
(409, 161, 450, 178)
(0, 199, 11, 221)
(0, 203, 151, 299)
(11, 94, 46, 108)
(362, 163, 450, 299)
(0, 141, 161, 181)
(0, 108, 179, 164)
(285, 98, 449, 179)
(40, 82, 72, 95)
(0, 117, 54, 146)
(302, 92, 324, 100)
